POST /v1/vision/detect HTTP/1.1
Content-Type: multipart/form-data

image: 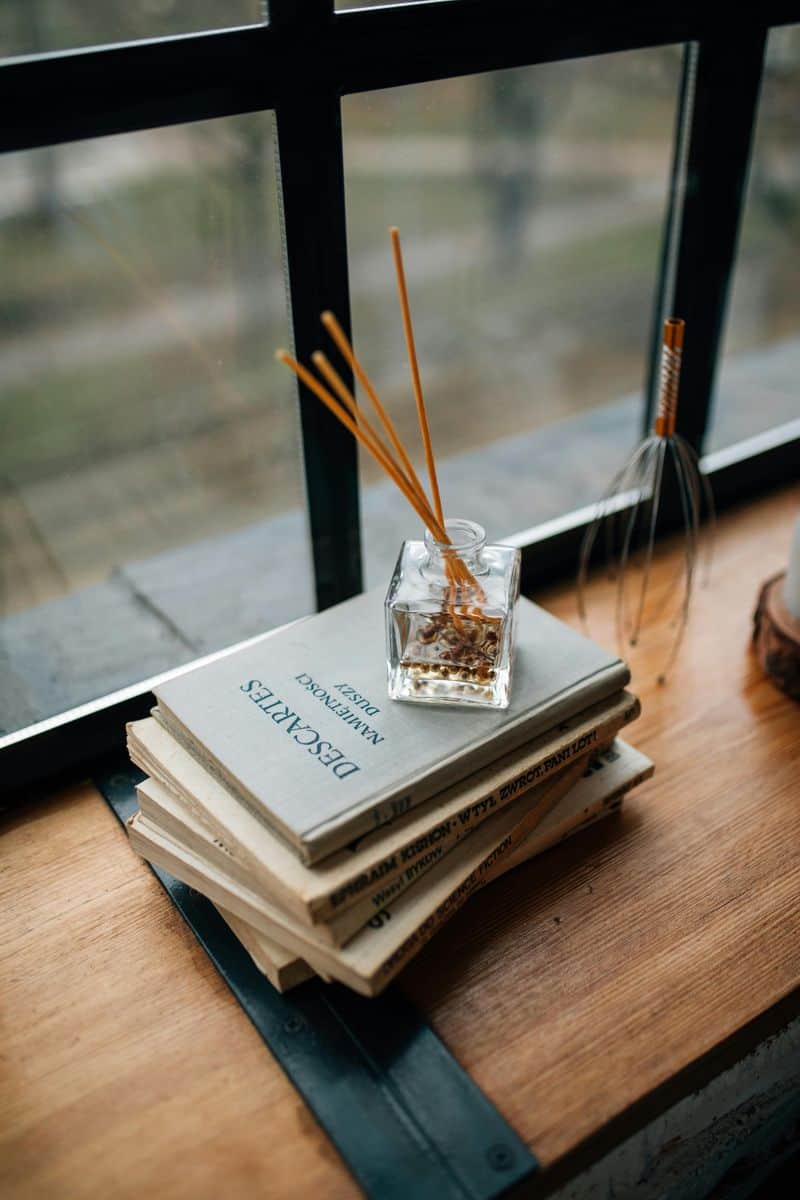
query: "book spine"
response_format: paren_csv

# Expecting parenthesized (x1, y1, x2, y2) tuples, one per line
(303, 661, 632, 861)
(313, 694, 640, 925)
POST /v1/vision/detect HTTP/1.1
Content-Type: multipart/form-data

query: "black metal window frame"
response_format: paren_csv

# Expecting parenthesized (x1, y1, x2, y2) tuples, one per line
(2, 0, 799, 798)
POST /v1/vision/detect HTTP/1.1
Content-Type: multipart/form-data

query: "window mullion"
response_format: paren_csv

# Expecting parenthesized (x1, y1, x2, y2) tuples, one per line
(272, 1, 362, 612)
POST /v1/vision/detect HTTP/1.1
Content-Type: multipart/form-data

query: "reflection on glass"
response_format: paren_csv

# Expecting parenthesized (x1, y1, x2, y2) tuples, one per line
(0, 1, 262, 58)
(710, 26, 800, 452)
(343, 51, 680, 586)
(0, 113, 312, 736)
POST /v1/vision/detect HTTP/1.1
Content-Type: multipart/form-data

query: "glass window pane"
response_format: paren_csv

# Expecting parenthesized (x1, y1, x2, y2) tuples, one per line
(709, 25, 800, 453)
(342, 50, 681, 587)
(0, 1, 262, 59)
(0, 113, 312, 737)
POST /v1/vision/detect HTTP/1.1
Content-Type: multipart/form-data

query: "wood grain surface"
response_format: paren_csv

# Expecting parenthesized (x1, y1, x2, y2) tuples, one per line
(2, 482, 799, 1198)
(0, 787, 354, 1200)
(403, 482, 800, 1171)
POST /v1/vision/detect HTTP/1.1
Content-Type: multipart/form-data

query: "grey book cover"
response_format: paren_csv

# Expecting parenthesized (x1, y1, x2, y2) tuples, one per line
(155, 589, 629, 862)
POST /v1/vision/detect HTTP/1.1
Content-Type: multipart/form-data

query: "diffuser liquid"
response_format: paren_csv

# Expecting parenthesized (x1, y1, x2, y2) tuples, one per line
(385, 521, 520, 709)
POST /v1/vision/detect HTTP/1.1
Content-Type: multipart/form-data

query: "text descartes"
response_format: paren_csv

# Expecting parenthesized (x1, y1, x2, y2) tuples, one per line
(240, 680, 360, 779)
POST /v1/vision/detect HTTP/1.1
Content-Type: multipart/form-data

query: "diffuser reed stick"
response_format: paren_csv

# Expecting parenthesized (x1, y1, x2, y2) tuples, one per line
(320, 310, 430, 512)
(275, 349, 449, 543)
(309, 345, 469, 614)
(388, 228, 482, 613)
(275, 226, 493, 623)
(390, 226, 445, 529)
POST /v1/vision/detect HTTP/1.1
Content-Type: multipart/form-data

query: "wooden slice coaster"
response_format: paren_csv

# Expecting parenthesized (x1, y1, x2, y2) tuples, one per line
(753, 572, 800, 701)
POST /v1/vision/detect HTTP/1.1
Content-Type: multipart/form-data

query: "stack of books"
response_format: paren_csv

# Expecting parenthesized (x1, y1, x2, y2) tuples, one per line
(125, 590, 652, 996)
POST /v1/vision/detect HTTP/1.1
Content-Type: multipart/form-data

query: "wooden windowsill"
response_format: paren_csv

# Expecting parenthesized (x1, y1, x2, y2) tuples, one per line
(2, 482, 799, 1198)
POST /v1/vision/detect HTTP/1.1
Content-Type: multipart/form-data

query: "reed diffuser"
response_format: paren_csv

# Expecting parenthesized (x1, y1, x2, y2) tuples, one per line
(277, 227, 520, 709)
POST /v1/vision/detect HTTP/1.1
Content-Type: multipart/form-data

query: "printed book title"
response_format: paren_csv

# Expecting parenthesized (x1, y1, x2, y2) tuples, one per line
(239, 673, 386, 780)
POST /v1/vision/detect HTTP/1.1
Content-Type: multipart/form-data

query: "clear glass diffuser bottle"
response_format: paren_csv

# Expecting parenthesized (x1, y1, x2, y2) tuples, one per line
(385, 519, 521, 708)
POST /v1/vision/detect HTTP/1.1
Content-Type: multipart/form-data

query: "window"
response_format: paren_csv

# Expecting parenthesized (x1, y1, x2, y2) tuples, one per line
(0, 114, 312, 737)
(0, 2, 263, 58)
(343, 50, 680, 585)
(3, 2, 799, 789)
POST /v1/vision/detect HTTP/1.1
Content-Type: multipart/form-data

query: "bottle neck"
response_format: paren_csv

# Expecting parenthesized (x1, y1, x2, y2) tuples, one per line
(423, 519, 486, 576)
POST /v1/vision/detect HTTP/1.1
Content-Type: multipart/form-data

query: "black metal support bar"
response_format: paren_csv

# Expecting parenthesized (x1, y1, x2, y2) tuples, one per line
(2, 4, 798, 154)
(647, 30, 768, 451)
(272, 0, 362, 611)
(94, 759, 539, 1200)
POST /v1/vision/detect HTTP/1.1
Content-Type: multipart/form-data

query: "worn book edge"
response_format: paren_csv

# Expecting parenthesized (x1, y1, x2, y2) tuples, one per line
(138, 723, 602, 947)
(129, 748, 646, 995)
(127, 761, 585, 989)
(156, 654, 630, 863)
(214, 907, 316, 992)
(129, 690, 639, 930)
(133, 739, 584, 951)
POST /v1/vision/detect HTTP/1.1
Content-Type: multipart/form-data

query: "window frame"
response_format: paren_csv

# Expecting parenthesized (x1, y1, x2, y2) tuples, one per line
(2, 0, 799, 797)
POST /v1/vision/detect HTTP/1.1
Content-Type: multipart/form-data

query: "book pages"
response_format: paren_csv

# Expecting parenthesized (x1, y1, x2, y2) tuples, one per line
(214, 907, 316, 992)
(129, 690, 639, 929)
(128, 739, 652, 995)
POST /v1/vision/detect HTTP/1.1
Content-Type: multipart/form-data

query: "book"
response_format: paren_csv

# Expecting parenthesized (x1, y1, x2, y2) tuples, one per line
(214, 740, 646, 992)
(137, 775, 371, 948)
(131, 712, 622, 948)
(132, 742, 584, 950)
(215, 908, 316, 992)
(128, 756, 585, 989)
(153, 588, 630, 862)
(128, 689, 640, 932)
(127, 740, 653, 995)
